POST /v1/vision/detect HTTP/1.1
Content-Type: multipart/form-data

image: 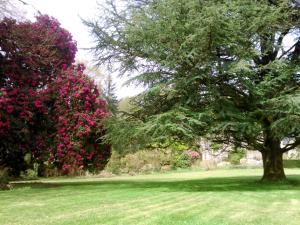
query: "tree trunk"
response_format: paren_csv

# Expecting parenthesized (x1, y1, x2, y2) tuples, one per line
(261, 121, 286, 182)
(261, 150, 286, 182)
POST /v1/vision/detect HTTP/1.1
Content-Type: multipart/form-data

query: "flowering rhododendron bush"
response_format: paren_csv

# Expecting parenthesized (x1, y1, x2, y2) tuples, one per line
(0, 16, 110, 176)
(48, 65, 111, 174)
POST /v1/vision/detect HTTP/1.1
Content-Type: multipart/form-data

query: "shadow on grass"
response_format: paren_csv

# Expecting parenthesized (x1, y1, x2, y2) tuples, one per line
(12, 174, 300, 192)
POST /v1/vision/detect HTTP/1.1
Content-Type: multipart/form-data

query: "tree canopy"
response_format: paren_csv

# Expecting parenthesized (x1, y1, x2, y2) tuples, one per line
(86, 0, 300, 181)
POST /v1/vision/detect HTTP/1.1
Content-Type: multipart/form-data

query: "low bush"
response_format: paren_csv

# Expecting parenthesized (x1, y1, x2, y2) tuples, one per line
(228, 148, 246, 165)
(0, 167, 11, 190)
(106, 148, 205, 174)
(106, 149, 173, 174)
(172, 153, 191, 169)
(105, 153, 123, 174)
(120, 154, 145, 173)
(172, 150, 201, 169)
(20, 163, 39, 180)
(283, 160, 300, 168)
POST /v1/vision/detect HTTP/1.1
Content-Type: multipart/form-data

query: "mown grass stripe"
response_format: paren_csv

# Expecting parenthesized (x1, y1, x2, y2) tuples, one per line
(1, 169, 300, 225)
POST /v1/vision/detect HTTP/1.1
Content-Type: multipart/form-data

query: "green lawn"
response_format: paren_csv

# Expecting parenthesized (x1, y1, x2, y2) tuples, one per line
(1, 169, 300, 225)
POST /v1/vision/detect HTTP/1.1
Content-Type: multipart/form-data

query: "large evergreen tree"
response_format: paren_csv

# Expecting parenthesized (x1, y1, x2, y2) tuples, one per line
(85, 0, 300, 181)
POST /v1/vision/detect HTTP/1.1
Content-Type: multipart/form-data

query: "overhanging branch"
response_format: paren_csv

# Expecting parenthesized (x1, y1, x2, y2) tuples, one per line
(282, 138, 300, 153)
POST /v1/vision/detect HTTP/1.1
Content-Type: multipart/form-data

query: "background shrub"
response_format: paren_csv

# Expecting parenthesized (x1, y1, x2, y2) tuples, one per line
(172, 153, 191, 169)
(228, 148, 246, 165)
(105, 153, 122, 174)
(105, 147, 205, 174)
(0, 167, 11, 190)
(171, 149, 201, 169)
(283, 160, 300, 168)
(106, 149, 173, 174)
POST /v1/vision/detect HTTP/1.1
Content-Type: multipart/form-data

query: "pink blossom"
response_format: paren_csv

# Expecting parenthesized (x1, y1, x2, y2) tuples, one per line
(6, 105, 14, 113)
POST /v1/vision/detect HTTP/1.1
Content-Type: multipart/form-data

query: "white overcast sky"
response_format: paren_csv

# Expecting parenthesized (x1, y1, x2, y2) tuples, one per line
(20, 0, 143, 99)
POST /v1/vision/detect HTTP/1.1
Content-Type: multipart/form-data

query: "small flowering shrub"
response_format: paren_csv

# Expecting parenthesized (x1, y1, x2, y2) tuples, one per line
(183, 150, 201, 160)
(0, 16, 110, 176)
(172, 150, 201, 169)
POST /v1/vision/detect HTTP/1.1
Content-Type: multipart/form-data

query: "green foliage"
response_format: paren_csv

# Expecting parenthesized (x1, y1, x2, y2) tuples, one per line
(170, 142, 187, 151)
(105, 145, 203, 174)
(211, 143, 223, 152)
(86, 0, 300, 181)
(283, 160, 300, 168)
(103, 116, 145, 154)
(120, 154, 144, 173)
(0, 167, 10, 190)
(86, 0, 300, 151)
(105, 149, 173, 174)
(21, 163, 39, 180)
(228, 148, 246, 165)
(105, 152, 122, 174)
(102, 75, 119, 114)
(104, 107, 208, 154)
(138, 107, 208, 144)
(172, 153, 191, 169)
(171, 149, 201, 169)
(118, 97, 135, 113)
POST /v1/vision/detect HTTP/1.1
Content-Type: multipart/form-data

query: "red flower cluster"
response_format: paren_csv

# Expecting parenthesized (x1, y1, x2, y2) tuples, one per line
(0, 16, 110, 176)
(48, 65, 111, 173)
(183, 150, 201, 160)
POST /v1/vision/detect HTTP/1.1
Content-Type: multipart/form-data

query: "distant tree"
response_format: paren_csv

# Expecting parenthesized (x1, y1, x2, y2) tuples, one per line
(86, 0, 300, 181)
(102, 74, 118, 114)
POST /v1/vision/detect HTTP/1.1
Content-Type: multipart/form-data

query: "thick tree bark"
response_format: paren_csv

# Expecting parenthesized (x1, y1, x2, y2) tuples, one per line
(261, 150, 286, 181)
(260, 120, 286, 182)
